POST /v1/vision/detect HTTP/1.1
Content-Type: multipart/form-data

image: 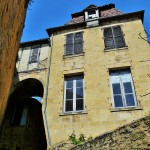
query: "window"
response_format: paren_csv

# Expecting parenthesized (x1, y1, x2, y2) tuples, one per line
(64, 75, 84, 112)
(65, 32, 83, 56)
(12, 101, 28, 126)
(88, 10, 97, 19)
(29, 46, 40, 63)
(104, 26, 126, 50)
(109, 70, 137, 108)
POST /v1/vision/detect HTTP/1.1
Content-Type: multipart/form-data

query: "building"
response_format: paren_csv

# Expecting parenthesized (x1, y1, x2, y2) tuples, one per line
(0, 0, 28, 129)
(0, 3, 150, 150)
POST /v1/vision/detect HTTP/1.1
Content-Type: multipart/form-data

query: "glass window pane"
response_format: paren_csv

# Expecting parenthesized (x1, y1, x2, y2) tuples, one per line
(121, 71, 131, 83)
(112, 83, 121, 95)
(124, 82, 133, 93)
(66, 80, 73, 88)
(110, 73, 120, 84)
(76, 87, 83, 98)
(76, 79, 83, 87)
(114, 95, 123, 107)
(66, 100, 73, 111)
(66, 89, 73, 99)
(20, 105, 28, 125)
(126, 94, 135, 106)
(76, 99, 83, 111)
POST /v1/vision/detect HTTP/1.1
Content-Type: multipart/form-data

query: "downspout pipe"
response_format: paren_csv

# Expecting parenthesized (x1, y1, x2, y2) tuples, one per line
(43, 34, 54, 146)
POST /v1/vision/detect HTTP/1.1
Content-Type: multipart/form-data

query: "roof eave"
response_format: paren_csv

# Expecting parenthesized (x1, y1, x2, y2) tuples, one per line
(20, 38, 49, 48)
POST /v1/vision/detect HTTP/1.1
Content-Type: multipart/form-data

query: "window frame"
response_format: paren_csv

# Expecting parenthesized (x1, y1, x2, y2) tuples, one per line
(103, 25, 126, 50)
(29, 46, 41, 64)
(12, 100, 29, 126)
(109, 69, 137, 109)
(64, 32, 84, 56)
(63, 75, 85, 113)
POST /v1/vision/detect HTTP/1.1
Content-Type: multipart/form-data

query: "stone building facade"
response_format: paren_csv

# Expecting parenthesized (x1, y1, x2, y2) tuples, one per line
(0, 4, 150, 150)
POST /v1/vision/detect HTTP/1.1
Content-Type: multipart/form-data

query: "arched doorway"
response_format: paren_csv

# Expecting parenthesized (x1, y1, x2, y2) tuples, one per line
(0, 78, 47, 150)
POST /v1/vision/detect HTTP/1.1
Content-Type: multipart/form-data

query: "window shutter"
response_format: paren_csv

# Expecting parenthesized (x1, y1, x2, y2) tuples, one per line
(74, 32, 83, 54)
(30, 47, 39, 63)
(104, 28, 115, 49)
(65, 34, 73, 55)
(113, 26, 126, 48)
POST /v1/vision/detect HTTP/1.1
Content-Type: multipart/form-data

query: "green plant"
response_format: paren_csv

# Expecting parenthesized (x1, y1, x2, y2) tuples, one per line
(69, 132, 86, 145)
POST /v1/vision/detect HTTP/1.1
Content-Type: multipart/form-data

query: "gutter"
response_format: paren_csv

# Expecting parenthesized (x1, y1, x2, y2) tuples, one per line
(43, 34, 54, 146)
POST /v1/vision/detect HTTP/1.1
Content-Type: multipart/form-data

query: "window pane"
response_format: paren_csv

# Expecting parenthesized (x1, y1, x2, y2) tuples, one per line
(123, 82, 133, 93)
(112, 83, 121, 95)
(65, 44, 73, 55)
(66, 89, 73, 99)
(20, 105, 28, 125)
(114, 95, 123, 107)
(76, 87, 83, 98)
(76, 99, 83, 110)
(110, 72, 120, 84)
(76, 79, 83, 87)
(66, 100, 73, 111)
(126, 94, 135, 106)
(66, 80, 73, 88)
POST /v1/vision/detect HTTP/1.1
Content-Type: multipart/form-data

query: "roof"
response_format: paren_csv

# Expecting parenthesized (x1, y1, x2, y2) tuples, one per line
(46, 10, 144, 36)
(20, 38, 49, 48)
(67, 8, 123, 25)
(46, 3, 144, 36)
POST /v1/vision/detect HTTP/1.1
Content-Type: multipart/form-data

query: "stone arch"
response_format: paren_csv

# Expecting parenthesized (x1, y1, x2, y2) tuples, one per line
(0, 78, 47, 150)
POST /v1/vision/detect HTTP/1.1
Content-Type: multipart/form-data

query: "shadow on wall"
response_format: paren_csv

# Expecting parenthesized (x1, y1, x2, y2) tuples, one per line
(0, 77, 47, 150)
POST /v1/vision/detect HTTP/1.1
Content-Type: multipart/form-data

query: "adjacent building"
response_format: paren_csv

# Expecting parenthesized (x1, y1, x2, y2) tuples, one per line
(0, 4, 150, 150)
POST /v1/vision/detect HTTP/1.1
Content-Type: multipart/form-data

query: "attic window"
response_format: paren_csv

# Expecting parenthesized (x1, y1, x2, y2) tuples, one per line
(85, 9, 99, 21)
(88, 10, 96, 19)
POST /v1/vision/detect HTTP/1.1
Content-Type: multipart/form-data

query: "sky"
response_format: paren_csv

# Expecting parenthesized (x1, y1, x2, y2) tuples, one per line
(21, 0, 150, 42)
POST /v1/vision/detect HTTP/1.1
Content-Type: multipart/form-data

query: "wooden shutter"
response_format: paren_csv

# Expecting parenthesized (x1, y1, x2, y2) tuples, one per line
(104, 28, 115, 49)
(65, 34, 73, 55)
(30, 47, 39, 63)
(113, 26, 126, 48)
(74, 32, 83, 54)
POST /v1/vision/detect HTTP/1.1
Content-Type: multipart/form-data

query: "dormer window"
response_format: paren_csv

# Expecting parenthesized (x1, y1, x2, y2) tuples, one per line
(85, 9, 99, 21)
(88, 10, 97, 19)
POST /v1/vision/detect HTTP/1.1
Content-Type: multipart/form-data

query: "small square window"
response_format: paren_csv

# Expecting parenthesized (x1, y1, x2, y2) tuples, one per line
(109, 69, 137, 108)
(64, 75, 84, 112)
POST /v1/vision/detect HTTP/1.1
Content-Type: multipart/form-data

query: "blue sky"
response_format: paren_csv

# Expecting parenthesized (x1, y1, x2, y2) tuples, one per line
(21, 0, 150, 42)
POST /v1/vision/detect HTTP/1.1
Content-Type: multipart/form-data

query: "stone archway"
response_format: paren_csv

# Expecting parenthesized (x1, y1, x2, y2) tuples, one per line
(0, 78, 47, 150)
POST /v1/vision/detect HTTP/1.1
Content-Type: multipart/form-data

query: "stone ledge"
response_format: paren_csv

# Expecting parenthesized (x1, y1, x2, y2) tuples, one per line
(59, 111, 88, 116)
(104, 46, 128, 52)
(110, 106, 143, 112)
(63, 52, 85, 59)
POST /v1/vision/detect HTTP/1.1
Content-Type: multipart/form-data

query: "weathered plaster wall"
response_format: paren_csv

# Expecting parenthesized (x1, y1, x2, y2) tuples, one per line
(17, 44, 49, 72)
(47, 18, 150, 145)
(0, 0, 29, 126)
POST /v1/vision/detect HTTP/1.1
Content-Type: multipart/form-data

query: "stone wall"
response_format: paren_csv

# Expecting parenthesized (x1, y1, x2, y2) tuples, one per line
(71, 115, 150, 150)
(49, 115, 150, 149)
(0, 0, 29, 126)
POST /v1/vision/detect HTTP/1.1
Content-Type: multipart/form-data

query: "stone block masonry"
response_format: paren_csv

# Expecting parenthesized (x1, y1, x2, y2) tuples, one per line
(0, 0, 29, 127)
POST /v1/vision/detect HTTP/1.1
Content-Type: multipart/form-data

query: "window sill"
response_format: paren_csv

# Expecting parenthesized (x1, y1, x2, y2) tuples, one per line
(59, 111, 88, 116)
(110, 106, 142, 112)
(63, 52, 84, 59)
(104, 46, 128, 52)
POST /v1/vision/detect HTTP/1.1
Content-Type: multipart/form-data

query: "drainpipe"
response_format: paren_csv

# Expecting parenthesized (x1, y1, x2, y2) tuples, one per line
(43, 34, 54, 146)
